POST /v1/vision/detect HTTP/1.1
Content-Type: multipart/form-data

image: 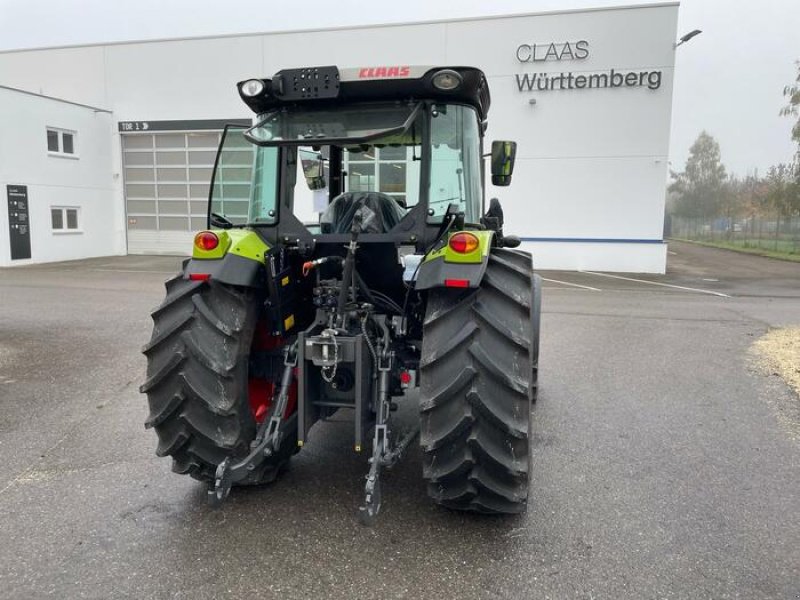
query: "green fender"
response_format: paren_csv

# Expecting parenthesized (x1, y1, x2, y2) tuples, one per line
(183, 228, 270, 288)
(414, 230, 495, 290)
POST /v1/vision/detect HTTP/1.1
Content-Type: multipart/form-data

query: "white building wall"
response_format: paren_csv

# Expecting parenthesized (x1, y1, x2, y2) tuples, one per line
(0, 3, 679, 272)
(105, 37, 264, 120)
(447, 5, 677, 271)
(0, 46, 108, 108)
(0, 87, 124, 266)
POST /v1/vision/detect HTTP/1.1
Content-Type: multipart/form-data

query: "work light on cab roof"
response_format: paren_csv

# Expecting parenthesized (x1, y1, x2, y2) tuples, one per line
(431, 69, 463, 91)
(240, 78, 265, 97)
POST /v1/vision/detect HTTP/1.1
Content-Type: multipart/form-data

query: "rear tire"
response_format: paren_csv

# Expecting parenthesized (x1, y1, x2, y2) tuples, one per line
(532, 273, 542, 402)
(140, 275, 295, 485)
(420, 248, 534, 514)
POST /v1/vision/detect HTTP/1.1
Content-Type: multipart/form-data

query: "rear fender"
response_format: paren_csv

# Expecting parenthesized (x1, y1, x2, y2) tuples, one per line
(414, 230, 494, 290)
(184, 229, 270, 288)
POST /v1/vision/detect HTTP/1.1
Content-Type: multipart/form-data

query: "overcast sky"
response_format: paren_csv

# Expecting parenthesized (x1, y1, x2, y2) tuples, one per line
(0, 0, 798, 177)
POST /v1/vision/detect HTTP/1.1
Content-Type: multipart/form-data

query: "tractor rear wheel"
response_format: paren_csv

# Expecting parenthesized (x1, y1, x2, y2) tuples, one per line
(532, 272, 542, 402)
(420, 248, 534, 514)
(140, 274, 296, 485)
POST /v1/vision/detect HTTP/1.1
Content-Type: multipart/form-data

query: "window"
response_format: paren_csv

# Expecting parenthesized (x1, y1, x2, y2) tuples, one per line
(428, 105, 483, 223)
(47, 128, 77, 157)
(47, 130, 59, 152)
(62, 133, 75, 154)
(209, 127, 279, 226)
(245, 102, 420, 144)
(51, 207, 81, 232)
(344, 145, 421, 208)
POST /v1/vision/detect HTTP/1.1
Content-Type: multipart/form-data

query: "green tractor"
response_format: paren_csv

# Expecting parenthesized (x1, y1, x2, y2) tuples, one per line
(141, 65, 541, 524)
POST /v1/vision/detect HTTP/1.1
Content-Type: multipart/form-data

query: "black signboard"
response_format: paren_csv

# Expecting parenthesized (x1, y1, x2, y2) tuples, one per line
(118, 119, 250, 133)
(7, 185, 31, 260)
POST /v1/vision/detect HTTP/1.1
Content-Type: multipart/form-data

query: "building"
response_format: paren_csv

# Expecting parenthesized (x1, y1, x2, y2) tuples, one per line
(0, 2, 679, 272)
(0, 86, 118, 265)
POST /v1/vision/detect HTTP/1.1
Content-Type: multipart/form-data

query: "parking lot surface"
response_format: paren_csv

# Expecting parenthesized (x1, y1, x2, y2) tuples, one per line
(1, 240, 798, 599)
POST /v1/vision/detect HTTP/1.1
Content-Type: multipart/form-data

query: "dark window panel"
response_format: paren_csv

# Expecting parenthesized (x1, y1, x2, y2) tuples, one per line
(62, 133, 75, 154)
(51, 208, 63, 229)
(47, 130, 59, 152)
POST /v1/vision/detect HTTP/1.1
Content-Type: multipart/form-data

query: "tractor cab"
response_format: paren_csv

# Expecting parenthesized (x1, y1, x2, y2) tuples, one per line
(206, 66, 516, 249)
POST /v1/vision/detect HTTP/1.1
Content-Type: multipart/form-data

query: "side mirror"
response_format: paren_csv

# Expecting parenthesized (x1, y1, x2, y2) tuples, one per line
(491, 141, 517, 186)
(300, 150, 326, 191)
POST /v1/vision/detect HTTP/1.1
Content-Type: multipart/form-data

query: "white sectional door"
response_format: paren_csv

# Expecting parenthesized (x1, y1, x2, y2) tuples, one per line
(122, 130, 221, 255)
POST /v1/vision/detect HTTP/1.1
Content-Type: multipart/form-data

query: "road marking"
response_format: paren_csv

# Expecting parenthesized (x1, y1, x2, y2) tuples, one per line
(668, 251, 677, 256)
(580, 271, 731, 297)
(541, 277, 601, 292)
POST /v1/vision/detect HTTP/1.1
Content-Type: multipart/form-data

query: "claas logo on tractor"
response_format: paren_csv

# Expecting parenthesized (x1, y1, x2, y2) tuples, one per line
(358, 65, 411, 79)
(140, 64, 541, 525)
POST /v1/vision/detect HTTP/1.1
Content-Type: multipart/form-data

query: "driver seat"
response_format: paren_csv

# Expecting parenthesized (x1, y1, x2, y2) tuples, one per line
(320, 191, 406, 234)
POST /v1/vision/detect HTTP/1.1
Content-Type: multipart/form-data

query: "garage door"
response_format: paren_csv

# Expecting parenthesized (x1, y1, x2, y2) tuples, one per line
(122, 130, 222, 255)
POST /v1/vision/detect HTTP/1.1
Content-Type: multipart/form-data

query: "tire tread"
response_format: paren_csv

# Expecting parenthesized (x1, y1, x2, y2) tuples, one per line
(141, 278, 295, 485)
(420, 248, 535, 514)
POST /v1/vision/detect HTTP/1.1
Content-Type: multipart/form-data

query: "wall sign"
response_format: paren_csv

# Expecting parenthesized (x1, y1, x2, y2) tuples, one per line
(514, 41, 663, 93)
(7, 185, 31, 260)
(516, 40, 589, 63)
(119, 121, 151, 132)
(118, 119, 251, 132)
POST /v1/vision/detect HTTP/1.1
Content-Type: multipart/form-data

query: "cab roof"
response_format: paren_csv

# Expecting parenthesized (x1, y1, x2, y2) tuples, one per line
(237, 65, 491, 120)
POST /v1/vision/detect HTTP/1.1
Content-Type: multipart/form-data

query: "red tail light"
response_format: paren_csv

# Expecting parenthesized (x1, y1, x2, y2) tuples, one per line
(448, 232, 479, 254)
(444, 278, 470, 288)
(189, 273, 211, 281)
(194, 231, 219, 251)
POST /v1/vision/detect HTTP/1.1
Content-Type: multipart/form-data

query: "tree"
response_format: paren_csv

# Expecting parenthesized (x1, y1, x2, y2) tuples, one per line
(780, 60, 800, 152)
(721, 176, 745, 220)
(669, 131, 727, 219)
(783, 158, 800, 218)
(736, 172, 770, 235)
(792, 159, 800, 215)
(765, 164, 792, 216)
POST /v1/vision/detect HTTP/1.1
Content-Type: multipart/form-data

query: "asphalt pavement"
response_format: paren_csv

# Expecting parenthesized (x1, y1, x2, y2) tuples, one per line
(0, 240, 798, 599)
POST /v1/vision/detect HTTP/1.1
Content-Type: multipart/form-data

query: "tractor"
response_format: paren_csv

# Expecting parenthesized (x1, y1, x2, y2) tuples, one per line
(141, 65, 541, 524)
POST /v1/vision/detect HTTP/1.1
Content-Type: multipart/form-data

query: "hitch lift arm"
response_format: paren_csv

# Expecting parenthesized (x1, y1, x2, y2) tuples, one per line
(208, 342, 298, 507)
